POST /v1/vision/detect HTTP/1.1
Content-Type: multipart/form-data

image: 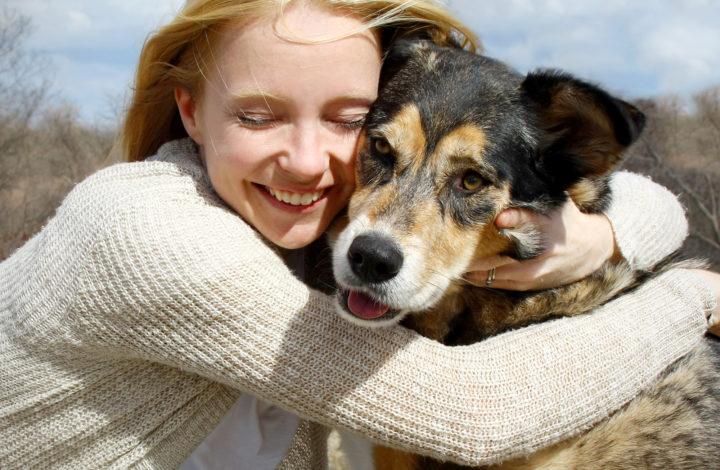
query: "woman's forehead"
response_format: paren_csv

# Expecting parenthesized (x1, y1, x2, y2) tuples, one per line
(212, 5, 380, 71)
(200, 5, 381, 99)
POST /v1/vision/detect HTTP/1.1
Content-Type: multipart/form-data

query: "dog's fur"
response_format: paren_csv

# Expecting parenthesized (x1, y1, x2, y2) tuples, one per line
(330, 39, 720, 469)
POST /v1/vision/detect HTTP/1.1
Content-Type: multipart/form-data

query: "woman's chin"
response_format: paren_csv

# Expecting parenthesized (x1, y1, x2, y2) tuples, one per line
(262, 222, 328, 250)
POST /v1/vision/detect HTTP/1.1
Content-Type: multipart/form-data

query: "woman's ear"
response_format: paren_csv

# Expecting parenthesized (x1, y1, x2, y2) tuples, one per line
(174, 87, 202, 144)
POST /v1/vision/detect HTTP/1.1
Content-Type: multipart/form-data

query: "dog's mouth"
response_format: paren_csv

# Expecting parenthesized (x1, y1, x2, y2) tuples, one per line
(339, 289, 403, 322)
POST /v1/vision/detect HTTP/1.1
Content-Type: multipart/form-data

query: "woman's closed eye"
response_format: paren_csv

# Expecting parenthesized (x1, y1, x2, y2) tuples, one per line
(235, 111, 278, 128)
(329, 113, 367, 132)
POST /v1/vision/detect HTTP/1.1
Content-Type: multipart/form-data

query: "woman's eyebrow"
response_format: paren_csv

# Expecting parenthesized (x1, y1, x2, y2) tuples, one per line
(227, 90, 285, 105)
(226, 91, 376, 110)
(323, 94, 376, 111)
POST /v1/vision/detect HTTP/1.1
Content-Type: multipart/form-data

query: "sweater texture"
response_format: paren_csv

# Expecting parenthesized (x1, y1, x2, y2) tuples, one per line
(0, 139, 715, 468)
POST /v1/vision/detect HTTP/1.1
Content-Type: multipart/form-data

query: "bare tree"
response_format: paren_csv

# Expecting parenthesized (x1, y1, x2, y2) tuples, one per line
(622, 92, 720, 269)
(694, 87, 720, 154)
(0, 8, 117, 260)
(0, 7, 48, 171)
(0, 7, 49, 258)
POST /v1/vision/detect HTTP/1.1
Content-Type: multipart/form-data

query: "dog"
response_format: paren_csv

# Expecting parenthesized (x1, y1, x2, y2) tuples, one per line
(330, 38, 720, 469)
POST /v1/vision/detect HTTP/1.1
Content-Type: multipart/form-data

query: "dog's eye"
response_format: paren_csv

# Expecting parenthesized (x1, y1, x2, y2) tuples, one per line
(373, 138, 391, 155)
(461, 171, 484, 191)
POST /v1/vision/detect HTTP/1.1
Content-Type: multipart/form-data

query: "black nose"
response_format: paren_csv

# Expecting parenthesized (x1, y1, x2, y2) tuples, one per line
(347, 233, 404, 284)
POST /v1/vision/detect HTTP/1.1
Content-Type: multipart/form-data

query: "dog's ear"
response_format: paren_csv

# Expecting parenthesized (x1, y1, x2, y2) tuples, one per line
(521, 70, 645, 182)
(379, 38, 434, 91)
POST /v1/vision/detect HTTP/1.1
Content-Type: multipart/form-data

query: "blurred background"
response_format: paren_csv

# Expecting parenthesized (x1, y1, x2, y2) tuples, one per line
(1, 0, 719, 268)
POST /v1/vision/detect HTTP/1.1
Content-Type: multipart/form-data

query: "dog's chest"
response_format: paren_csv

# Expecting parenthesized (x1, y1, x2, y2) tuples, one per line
(401, 287, 519, 344)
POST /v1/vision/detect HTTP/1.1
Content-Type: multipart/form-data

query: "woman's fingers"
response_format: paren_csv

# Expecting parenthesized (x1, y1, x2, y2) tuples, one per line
(464, 255, 516, 272)
(464, 200, 616, 291)
(495, 207, 536, 229)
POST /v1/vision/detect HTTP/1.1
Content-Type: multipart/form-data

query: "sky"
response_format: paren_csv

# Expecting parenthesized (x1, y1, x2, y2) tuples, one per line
(6, 0, 720, 124)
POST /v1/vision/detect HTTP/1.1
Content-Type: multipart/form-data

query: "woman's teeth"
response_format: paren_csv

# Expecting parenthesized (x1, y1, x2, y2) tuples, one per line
(267, 187, 323, 206)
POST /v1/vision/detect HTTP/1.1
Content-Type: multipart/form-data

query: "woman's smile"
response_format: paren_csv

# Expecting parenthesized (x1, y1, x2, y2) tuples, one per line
(260, 184, 326, 208)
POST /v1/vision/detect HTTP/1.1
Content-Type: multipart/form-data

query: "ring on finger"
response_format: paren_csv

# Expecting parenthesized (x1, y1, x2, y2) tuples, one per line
(485, 267, 496, 287)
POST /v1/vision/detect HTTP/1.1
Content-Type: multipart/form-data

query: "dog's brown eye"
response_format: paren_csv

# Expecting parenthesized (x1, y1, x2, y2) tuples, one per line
(462, 171, 484, 191)
(374, 138, 391, 155)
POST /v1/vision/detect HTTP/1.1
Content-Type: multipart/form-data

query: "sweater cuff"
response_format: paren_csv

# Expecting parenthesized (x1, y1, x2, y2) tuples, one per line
(605, 172, 688, 270)
(680, 269, 719, 326)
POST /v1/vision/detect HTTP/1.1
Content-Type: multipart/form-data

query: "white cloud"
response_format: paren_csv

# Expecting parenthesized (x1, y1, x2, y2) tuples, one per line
(67, 10, 92, 33)
(448, 0, 720, 99)
(7, 0, 181, 49)
(638, 20, 720, 94)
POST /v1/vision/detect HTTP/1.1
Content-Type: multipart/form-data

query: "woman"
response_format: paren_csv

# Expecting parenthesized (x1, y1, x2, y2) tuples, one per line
(1, 0, 717, 468)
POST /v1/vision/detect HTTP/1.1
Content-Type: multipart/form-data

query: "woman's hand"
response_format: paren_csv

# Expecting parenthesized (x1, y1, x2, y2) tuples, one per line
(464, 199, 617, 291)
(693, 269, 720, 336)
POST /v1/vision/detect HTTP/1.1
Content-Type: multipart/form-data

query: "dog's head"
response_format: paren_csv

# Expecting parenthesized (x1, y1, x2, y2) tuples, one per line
(332, 39, 645, 326)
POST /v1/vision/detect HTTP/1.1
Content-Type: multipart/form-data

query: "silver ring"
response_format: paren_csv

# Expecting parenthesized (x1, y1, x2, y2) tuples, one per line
(485, 267, 496, 287)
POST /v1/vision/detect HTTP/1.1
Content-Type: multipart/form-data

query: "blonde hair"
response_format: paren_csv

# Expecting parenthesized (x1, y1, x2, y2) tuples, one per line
(121, 0, 481, 162)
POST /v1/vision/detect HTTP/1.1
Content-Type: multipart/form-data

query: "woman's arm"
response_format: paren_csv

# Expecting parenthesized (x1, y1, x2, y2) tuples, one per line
(61, 163, 714, 466)
(604, 171, 688, 269)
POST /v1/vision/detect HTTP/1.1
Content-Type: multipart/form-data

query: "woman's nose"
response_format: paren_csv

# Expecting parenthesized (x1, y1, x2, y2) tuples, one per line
(277, 124, 330, 181)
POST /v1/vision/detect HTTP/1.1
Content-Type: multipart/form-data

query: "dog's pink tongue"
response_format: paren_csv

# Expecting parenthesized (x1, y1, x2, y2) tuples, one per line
(347, 291, 390, 319)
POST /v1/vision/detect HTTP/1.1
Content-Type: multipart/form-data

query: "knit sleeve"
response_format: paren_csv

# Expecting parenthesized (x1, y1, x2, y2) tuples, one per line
(605, 172, 688, 269)
(65, 167, 714, 466)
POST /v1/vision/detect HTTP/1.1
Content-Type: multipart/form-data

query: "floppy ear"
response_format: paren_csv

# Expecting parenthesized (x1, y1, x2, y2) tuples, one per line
(521, 70, 645, 184)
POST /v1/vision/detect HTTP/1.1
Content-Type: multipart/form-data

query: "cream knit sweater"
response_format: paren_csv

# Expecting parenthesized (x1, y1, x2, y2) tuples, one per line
(0, 139, 715, 469)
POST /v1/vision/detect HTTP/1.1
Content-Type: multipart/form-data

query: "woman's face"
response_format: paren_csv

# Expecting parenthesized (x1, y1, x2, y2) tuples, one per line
(176, 5, 382, 249)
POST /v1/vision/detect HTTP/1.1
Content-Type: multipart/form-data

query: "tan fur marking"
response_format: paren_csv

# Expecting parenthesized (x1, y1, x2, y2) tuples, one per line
(567, 177, 602, 208)
(409, 197, 474, 277)
(405, 182, 509, 284)
(373, 447, 419, 470)
(471, 219, 514, 260)
(346, 184, 376, 219)
(425, 50, 440, 71)
(431, 124, 489, 169)
(379, 104, 426, 174)
(366, 185, 401, 224)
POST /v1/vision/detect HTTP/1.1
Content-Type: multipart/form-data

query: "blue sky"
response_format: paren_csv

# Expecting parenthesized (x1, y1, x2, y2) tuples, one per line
(7, 0, 720, 124)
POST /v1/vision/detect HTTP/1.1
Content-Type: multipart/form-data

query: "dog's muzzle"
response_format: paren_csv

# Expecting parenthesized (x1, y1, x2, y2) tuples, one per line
(336, 232, 406, 323)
